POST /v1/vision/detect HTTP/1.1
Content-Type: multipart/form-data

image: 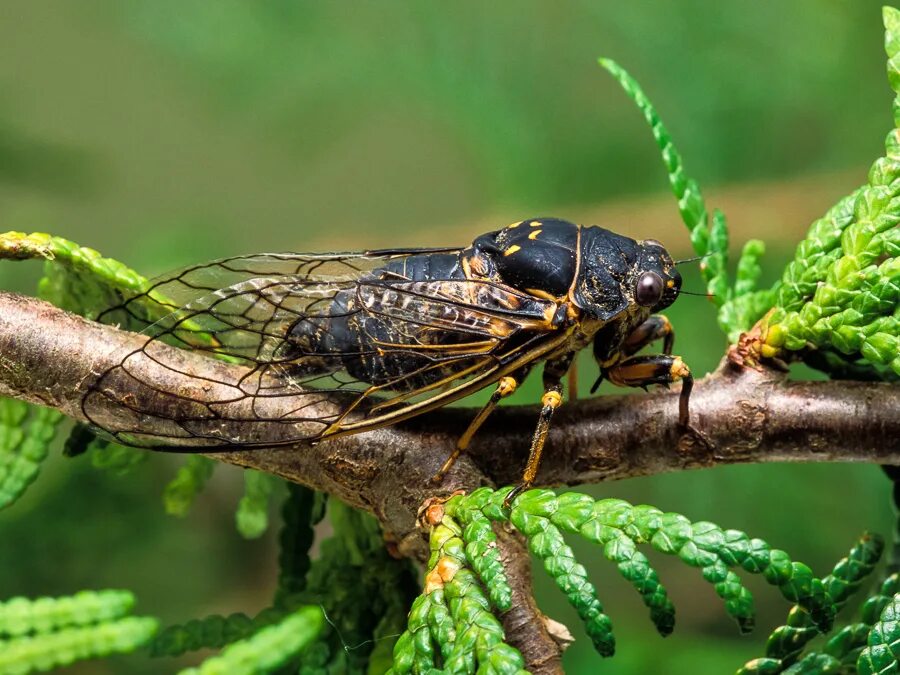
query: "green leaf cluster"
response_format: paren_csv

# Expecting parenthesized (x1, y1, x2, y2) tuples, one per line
(150, 488, 412, 674)
(0, 231, 152, 511)
(0, 401, 62, 510)
(601, 7, 900, 378)
(388, 507, 527, 674)
(391, 487, 862, 673)
(177, 605, 324, 675)
(857, 576, 900, 675)
(739, 533, 885, 674)
(296, 499, 418, 675)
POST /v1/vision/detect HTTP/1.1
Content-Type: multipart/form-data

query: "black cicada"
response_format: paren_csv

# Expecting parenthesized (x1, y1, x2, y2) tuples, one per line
(83, 218, 698, 500)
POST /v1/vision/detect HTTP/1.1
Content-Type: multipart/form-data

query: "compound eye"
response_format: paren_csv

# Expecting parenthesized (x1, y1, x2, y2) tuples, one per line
(635, 271, 664, 306)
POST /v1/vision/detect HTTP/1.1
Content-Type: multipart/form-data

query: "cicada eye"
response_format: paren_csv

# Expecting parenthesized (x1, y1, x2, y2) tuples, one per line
(635, 271, 664, 306)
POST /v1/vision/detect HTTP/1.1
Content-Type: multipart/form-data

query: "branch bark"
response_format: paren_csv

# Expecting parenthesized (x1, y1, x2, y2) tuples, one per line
(2, 291, 898, 673)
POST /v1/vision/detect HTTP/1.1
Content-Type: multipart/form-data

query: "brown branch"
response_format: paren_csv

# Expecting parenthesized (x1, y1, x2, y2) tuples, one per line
(1, 291, 898, 672)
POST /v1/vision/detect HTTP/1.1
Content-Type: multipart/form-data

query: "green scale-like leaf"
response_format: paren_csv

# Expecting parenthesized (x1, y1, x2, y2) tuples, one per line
(445, 492, 513, 612)
(163, 456, 217, 518)
(0, 589, 158, 675)
(858, 593, 900, 675)
(0, 590, 136, 637)
(177, 605, 323, 675)
(235, 470, 282, 539)
(446, 487, 840, 664)
(737, 533, 885, 674)
(0, 617, 158, 675)
(509, 493, 615, 656)
(275, 484, 319, 603)
(0, 403, 63, 510)
(150, 613, 257, 658)
(602, 8, 900, 370)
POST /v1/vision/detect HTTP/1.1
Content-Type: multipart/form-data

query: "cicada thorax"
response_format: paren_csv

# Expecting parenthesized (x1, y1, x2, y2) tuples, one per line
(467, 219, 684, 364)
(466, 218, 580, 300)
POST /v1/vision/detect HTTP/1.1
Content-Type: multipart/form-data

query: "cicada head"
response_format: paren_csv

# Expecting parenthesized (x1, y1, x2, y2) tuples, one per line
(573, 227, 681, 321)
(633, 238, 682, 311)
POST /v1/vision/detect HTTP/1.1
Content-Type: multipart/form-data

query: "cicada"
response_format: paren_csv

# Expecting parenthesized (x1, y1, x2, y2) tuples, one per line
(83, 218, 699, 500)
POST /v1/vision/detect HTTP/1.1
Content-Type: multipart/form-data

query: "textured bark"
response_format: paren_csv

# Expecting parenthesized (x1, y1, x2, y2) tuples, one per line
(1, 291, 898, 671)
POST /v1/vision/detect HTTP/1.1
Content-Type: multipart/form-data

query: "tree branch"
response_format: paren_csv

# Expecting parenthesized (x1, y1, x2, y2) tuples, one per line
(1, 291, 898, 673)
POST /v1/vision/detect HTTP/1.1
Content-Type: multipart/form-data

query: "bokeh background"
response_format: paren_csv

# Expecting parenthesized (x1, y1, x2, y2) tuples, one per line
(0, 2, 895, 673)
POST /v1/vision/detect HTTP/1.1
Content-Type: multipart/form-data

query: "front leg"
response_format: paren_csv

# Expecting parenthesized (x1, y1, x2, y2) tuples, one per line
(591, 315, 674, 394)
(622, 315, 674, 356)
(605, 354, 693, 428)
(605, 355, 713, 454)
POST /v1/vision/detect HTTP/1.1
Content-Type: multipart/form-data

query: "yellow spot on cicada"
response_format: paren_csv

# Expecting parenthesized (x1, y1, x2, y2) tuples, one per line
(669, 356, 690, 380)
(507, 220, 522, 228)
(541, 390, 563, 408)
(504, 244, 521, 256)
(529, 220, 542, 227)
(666, 279, 675, 288)
(497, 376, 517, 396)
(528, 229, 542, 240)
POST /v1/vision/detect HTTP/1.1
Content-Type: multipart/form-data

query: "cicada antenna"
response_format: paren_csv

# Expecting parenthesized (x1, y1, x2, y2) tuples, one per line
(677, 289, 715, 298)
(672, 253, 713, 266)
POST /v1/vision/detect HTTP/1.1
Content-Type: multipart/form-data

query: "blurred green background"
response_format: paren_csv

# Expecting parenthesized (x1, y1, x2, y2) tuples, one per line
(0, 2, 895, 673)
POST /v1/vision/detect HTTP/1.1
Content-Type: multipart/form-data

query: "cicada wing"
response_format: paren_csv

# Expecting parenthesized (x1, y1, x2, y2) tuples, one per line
(83, 250, 563, 449)
(97, 253, 394, 340)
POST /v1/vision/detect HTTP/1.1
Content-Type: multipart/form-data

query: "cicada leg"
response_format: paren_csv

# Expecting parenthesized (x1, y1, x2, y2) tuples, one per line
(606, 354, 691, 423)
(431, 372, 523, 484)
(604, 353, 711, 448)
(621, 315, 674, 357)
(591, 315, 674, 394)
(567, 368, 579, 401)
(504, 352, 574, 506)
(504, 384, 563, 506)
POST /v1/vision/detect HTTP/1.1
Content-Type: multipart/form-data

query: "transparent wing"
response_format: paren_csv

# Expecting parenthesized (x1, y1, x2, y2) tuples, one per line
(82, 250, 564, 449)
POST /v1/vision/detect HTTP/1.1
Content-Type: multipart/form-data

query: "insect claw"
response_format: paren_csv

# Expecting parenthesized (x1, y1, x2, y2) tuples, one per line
(678, 421, 714, 453)
(503, 483, 528, 508)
